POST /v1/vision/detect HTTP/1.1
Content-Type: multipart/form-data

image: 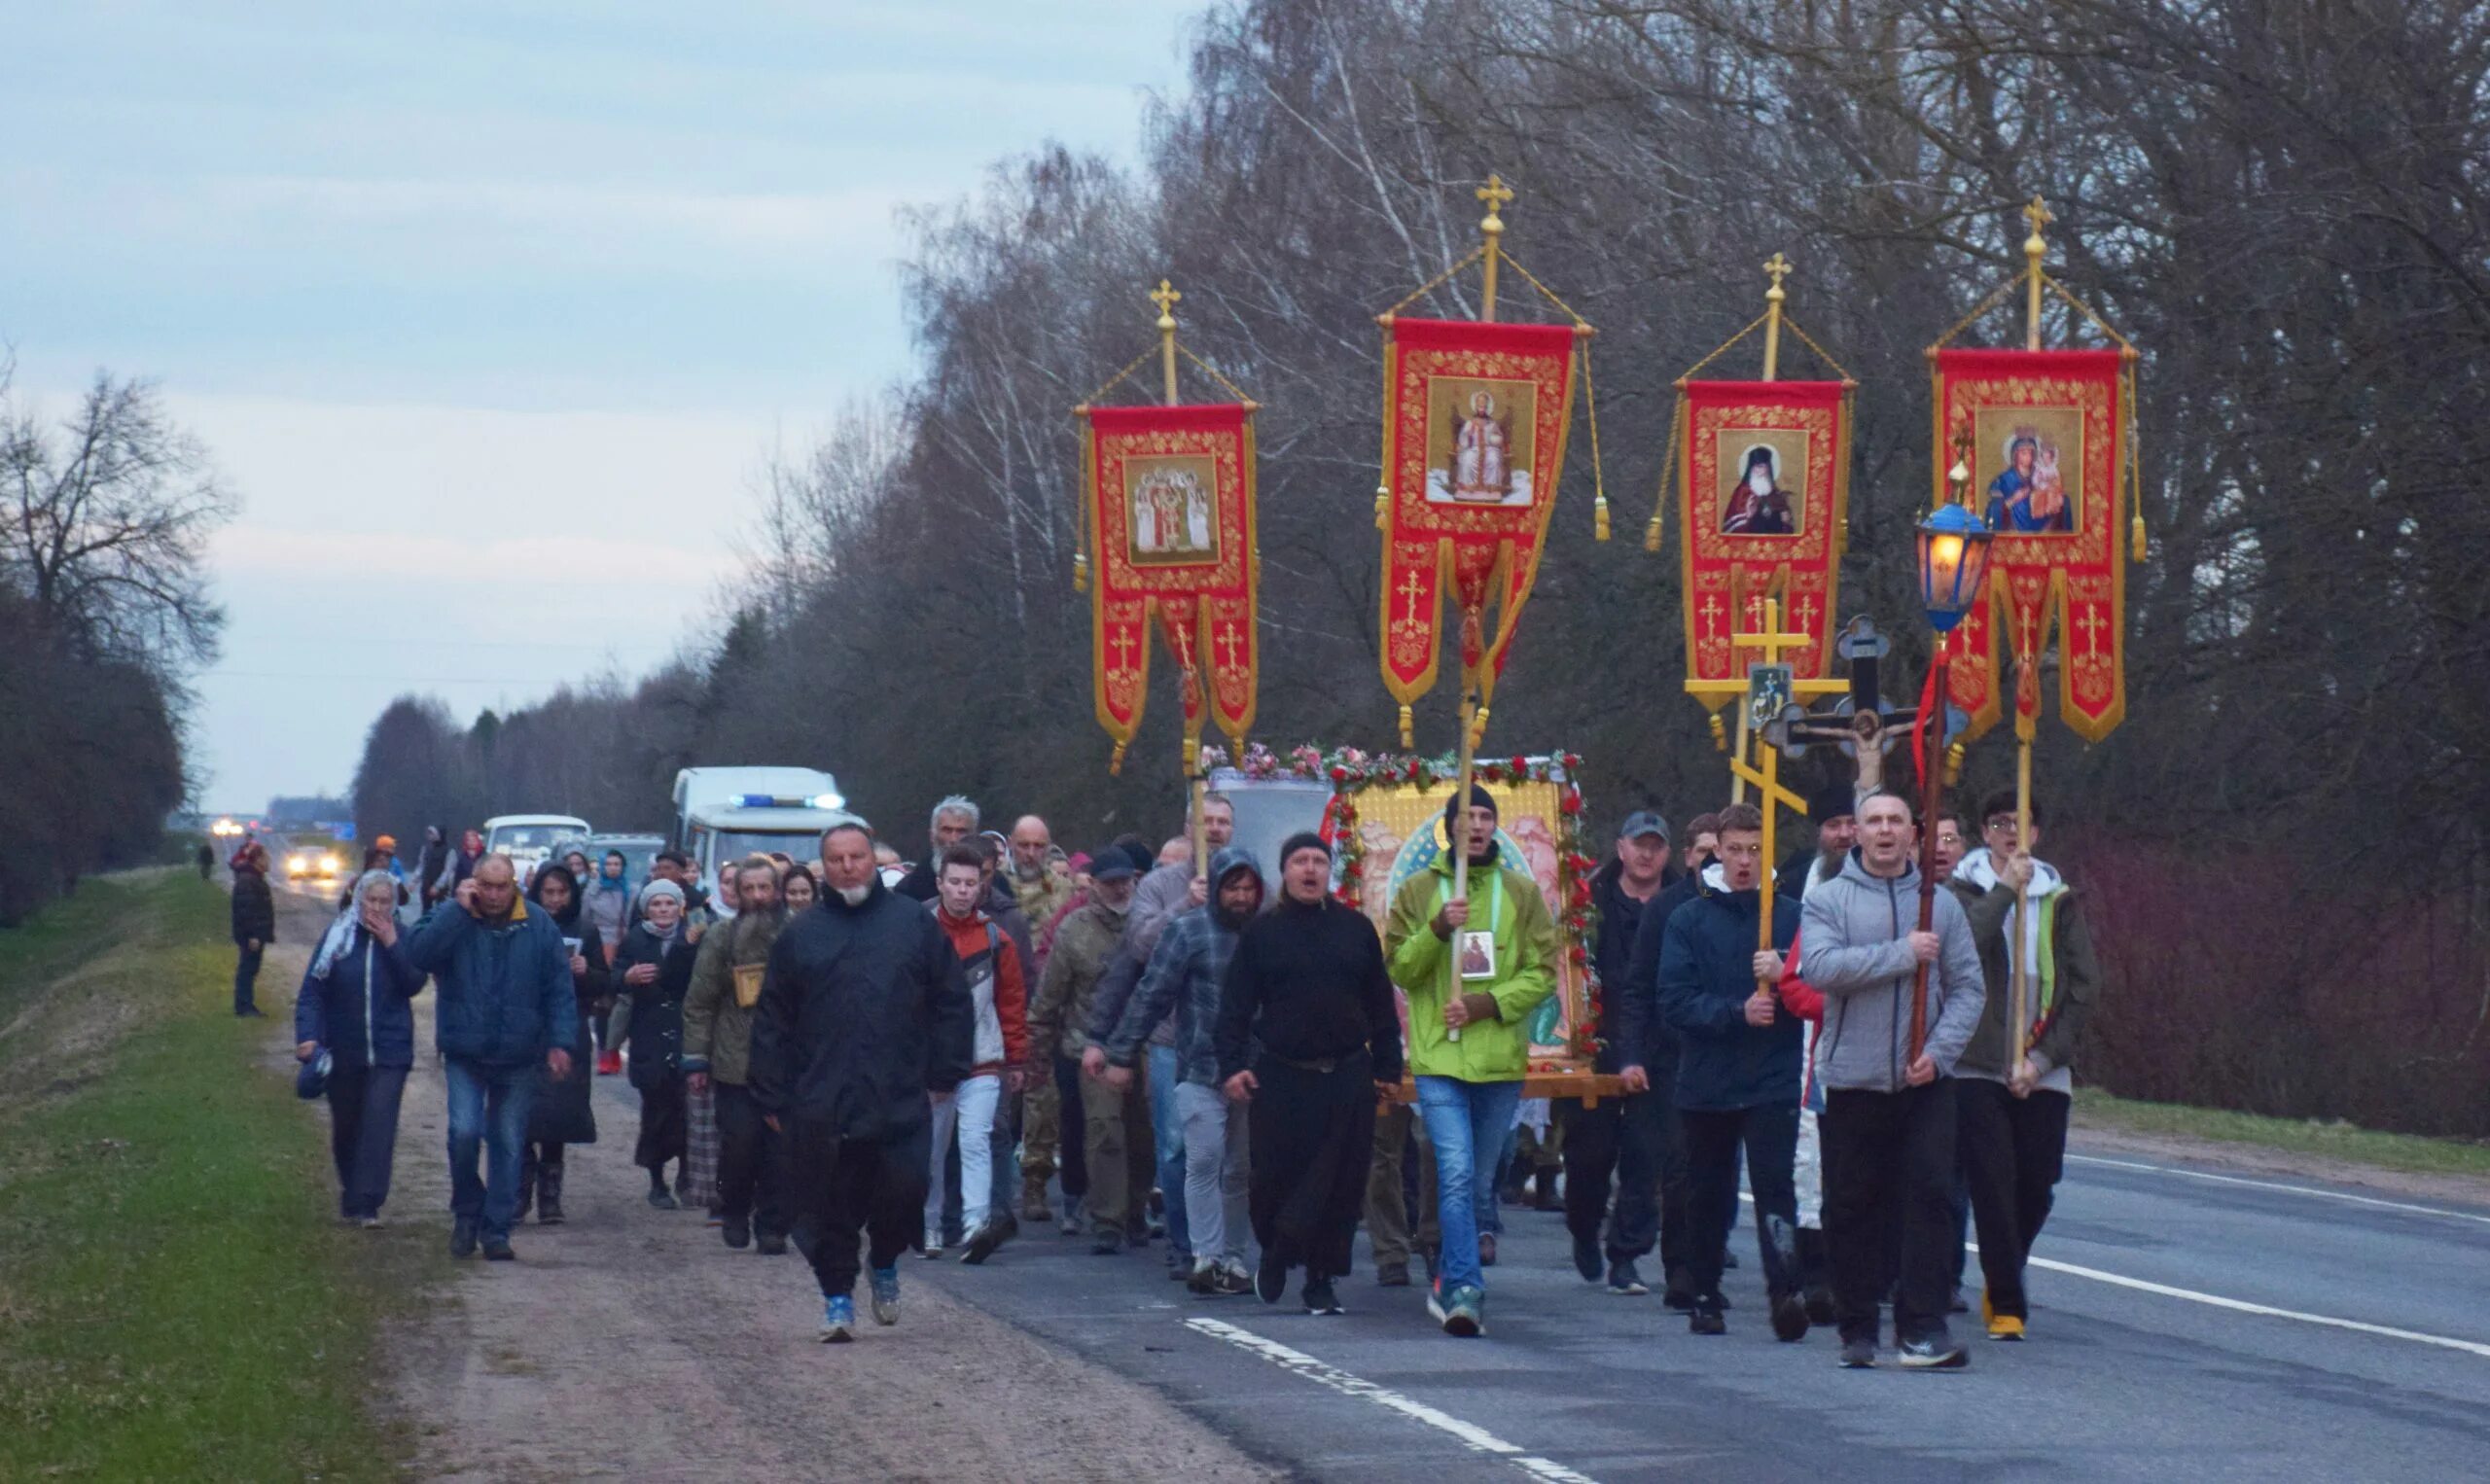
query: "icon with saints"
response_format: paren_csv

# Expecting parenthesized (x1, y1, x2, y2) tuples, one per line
(1123, 454, 1220, 565)
(1423, 376, 1537, 507)
(1974, 408, 2081, 535)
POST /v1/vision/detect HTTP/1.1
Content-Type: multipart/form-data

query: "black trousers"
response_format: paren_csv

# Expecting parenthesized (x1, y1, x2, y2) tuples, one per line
(635, 1079, 686, 1173)
(1248, 1051, 1378, 1281)
(325, 1063, 409, 1219)
(788, 1118, 929, 1298)
(1052, 1054, 1089, 1198)
(1958, 1080, 2071, 1320)
(1558, 1083, 1682, 1269)
(715, 1081, 788, 1238)
(1823, 1079, 1959, 1345)
(1680, 1101, 1800, 1300)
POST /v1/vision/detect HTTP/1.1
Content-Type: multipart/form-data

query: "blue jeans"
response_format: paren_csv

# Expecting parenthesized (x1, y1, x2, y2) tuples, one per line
(1149, 1042, 1191, 1258)
(445, 1057, 537, 1243)
(1416, 1076, 1523, 1295)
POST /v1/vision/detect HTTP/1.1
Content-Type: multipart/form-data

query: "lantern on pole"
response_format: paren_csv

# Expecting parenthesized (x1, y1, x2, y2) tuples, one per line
(1904, 437, 1995, 1059)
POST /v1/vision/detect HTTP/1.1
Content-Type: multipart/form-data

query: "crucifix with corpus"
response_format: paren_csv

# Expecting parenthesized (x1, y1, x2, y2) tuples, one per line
(1725, 597, 1845, 993)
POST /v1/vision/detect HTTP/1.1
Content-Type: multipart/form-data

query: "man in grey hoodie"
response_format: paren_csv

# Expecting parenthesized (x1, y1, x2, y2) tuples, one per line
(1797, 791, 1985, 1370)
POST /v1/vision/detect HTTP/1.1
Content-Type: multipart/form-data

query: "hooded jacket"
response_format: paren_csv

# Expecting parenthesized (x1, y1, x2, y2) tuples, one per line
(1385, 845, 1558, 1082)
(1797, 851, 1985, 1093)
(681, 906, 789, 1086)
(1657, 870, 1804, 1111)
(747, 875, 974, 1142)
(934, 898, 1031, 1074)
(407, 898, 579, 1068)
(1028, 895, 1130, 1060)
(293, 924, 424, 1070)
(1945, 849, 2101, 1092)
(1101, 848, 1262, 1085)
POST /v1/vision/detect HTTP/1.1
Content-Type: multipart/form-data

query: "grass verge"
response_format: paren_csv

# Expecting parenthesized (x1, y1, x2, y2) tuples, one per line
(0, 871, 429, 1480)
(2077, 1088, 2490, 1183)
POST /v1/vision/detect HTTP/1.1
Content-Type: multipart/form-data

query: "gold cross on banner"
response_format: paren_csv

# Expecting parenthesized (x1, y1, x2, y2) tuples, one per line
(2077, 604, 2108, 654)
(1699, 591, 1725, 638)
(1732, 597, 1815, 671)
(1398, 569, 1427, 624)
(1793, 594, 1820, 633)
(1110, 628, 1138, 670)
(1216, 621, 1245, 668)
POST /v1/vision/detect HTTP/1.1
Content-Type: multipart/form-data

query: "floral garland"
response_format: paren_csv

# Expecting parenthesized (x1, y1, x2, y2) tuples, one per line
(1201, 742, 1603, 1064)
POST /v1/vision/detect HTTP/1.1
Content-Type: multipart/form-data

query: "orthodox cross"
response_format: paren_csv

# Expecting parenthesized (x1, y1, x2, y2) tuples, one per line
(1397, 569, 1427, 625)
(1109, 628, 1137, 671)
(1216, 621, 1245, 668)
(1783, 615, 1923, 793)
(1725, 598, 1828, 993)
(1150, 278, 1182, 326)
(1698, 591, 1725, 640)
(2076, 604, 2107, 654)
(1476, 174, 1514, 224)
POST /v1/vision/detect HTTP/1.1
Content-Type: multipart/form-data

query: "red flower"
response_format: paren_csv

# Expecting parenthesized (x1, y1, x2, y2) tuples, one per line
(1559, 792, 1583, 816)
(1509, 755, 1528, 774)
(1329, 764, 1349, 782)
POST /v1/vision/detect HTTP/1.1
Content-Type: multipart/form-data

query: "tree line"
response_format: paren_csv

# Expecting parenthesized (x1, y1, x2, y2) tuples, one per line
(1, 365, 231, 925)
(349, 0, 2490, 1135)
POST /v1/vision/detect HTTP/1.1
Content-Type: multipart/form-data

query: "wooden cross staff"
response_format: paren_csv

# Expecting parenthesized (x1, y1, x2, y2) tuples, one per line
(1725, 598, 1838, 993)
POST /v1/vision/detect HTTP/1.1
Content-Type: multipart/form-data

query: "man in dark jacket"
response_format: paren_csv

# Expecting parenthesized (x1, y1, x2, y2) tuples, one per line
(1218, 833, 1405, 1318)
(1616, 833, 1712, 1308)
(406, 855, 578, 1261)
(1947, 793, 2100, 1341)
(893, 795, 980, 902)
(1561, 810, 1677, 1297)
(685, 856, 792, 1253)
(750, 821, 974, 1343)
(1659, 802, 1808, 1341)
(231, 839, 277, 1016)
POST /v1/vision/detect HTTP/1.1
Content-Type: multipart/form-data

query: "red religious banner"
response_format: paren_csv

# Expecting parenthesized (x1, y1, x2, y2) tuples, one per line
(1081, 402, 1259, 769)
(1933, 347, 2131, 741)
(1377, 317, 1583, 742)
(1675, 378, 1850, 709)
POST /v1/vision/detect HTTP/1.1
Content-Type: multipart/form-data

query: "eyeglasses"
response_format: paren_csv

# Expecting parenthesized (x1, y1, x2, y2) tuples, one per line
(1984, 819, 2020, 836)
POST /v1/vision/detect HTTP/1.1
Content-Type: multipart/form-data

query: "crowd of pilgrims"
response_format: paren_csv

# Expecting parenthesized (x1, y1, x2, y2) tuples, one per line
(276, 777, 2095, 1361)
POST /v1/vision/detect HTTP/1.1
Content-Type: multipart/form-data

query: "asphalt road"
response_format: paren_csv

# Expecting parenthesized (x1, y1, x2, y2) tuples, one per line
(283, 873, 2490, 1481)
(878, 1124, 2490, 1483)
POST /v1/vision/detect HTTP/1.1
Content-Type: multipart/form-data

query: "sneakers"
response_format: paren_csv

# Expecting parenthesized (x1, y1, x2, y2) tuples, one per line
(1838, 1335, 1878, 1368)
(482, 1237, 516, 1261)
(1606, 1259, 1649, 1296)
(868, 1266, 901, 1326)
(1303, 1277, 1344, 1316)
(723, 1216, 752, 1251)
(358, 1215, 384, 1230)
(449, 1218, 479, 1258)
(1987, 1314, 2026, 1342)
(1191, 1260, 1252, 1297)
(646, 1187, 678, 1211)
(1770, 1291, 1811, 1343)
(820, 1294, 856, 1343)
(1572, 1234, 1603, 1283)
(1690, 1296, 1727, 1336)
(596, 1050, 622, 1077)
(1375, 1261, 1411, 1288)
(1437, 1283, 1485, 1338)
(961, 1219, 1011, 1266)
(1804, 1286, 1837, 1326)
(1897, 1331, 1969, 1369)
(921, 1227, 945, 1259)
(1255, 1251, 1288, 1304)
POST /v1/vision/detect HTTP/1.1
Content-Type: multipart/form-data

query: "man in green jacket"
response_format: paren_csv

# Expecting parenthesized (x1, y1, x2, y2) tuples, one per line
(1385, 785, 1558, 1337)
(684, 856, 793, 1254)
(1946, 792, 2101, 1342)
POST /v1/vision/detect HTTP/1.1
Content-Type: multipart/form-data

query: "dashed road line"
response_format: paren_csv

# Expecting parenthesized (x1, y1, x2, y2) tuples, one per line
(2067, 1153, 2490, 1227)
(1184, 1316, 1600, 1483)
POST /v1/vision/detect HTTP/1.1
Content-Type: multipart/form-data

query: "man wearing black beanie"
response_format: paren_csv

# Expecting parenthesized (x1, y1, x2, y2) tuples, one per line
(1216, 832, 1405, 1316)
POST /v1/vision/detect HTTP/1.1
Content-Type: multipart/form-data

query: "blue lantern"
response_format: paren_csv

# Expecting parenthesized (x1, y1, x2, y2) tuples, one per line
(1916, 503, 1995, 633)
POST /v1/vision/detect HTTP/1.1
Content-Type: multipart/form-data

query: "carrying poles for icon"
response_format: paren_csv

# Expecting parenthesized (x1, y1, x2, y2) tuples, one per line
(1073, 280, 1263, 820)
(1924, 194, 2145, 1068)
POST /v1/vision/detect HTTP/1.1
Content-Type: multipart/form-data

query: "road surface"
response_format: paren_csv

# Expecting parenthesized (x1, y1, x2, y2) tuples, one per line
(270, 879, 2490, 1480)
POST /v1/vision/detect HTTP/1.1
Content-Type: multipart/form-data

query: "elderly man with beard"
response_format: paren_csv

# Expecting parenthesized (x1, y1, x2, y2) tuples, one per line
(1219, 834, 1404, 1316)
(684, 856, 795, 1254)
(1099, 846, 1265, 1295)
(751, 823, 973, 1343)
(896, 795, 981, 902)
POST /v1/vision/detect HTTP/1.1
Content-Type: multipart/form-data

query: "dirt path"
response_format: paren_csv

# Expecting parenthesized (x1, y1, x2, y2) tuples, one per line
(265, 885, 1271, 1482)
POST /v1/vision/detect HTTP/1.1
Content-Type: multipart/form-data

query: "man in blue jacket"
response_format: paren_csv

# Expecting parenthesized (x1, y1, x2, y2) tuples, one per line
(1658, 802, 1808, 1342)
(407, 854, 578, 1261)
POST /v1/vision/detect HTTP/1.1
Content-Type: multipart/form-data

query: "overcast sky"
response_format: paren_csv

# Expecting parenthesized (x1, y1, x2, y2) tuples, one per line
(1, 1, 1194, 814)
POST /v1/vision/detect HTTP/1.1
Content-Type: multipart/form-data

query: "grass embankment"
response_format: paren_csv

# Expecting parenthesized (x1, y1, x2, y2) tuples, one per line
(0, 871, 425, 1480)
(2077, 1088, 2490, 1183)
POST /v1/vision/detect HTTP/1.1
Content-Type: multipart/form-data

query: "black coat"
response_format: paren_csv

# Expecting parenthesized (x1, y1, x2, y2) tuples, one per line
(614, 925, 698, 1093)
(529, 908, 607, 1145)
(231, 869, 276, 947)
(748, 876, 974, 1143)
(1657, 877, 1803, 1112)
(1587, 858, 1677, 1074)
(1614, 870, 1703, 1074)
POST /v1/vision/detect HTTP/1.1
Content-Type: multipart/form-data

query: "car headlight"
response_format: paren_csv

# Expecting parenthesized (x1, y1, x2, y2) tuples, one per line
(321, 855, 339, 873)
(289, 856, 307, 871)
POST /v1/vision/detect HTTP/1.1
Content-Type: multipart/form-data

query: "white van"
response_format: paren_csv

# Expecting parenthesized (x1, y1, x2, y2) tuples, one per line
(482, 814, 591, 881)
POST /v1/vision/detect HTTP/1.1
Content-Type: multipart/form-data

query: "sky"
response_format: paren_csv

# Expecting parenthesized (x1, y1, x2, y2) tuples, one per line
(0, 1, 1197, 814)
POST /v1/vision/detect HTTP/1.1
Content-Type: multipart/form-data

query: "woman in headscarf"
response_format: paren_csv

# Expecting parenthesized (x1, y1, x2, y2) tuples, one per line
(293, 869, 427, 1226)
(517, 863, 606, 1224)
(781, 862, 820, 913)
(583, 850, 634, 1074)
(613, 877, 700, 1207)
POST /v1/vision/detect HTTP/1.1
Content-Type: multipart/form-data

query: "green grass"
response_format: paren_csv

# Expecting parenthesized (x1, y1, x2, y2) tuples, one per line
(2077, 1088, 2490, 1183)
(0, 872, 428, 1480)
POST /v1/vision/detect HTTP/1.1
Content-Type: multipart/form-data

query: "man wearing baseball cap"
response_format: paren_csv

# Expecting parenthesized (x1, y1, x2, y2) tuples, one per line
(1561, 809, 1684, 1297)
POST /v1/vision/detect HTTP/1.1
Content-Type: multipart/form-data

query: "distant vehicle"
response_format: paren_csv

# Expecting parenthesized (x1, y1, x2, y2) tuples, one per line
(548, 831, 666, 885)
(285, 844, 342, 882)
(482, 814, 591, 880)
(670, 767, 847, 901)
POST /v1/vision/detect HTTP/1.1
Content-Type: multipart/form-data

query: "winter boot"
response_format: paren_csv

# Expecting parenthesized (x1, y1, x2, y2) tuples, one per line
(1019, 1173, 1053, 1224)
(538, 1154, 566, 1225)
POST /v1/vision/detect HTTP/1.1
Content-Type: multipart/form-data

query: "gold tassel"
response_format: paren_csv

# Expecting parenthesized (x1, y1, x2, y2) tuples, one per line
(2131, 512, 2148, 562)
(1594, 495, 1611, 543)
(1708, 713, 1726, 752)
(1109, 741, 1127, 776)
(1374, 485, 1389, 532)
(1472, 705, 1491, 749)
(1643, 512, 1662, 554)
(1073, 550, 1088, 593)
(1943, 742, 1965, 787)
(1398, 704, 1414, 750)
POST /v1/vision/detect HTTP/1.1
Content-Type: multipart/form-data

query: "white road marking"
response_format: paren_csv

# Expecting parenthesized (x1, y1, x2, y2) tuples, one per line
(1184, 1317, 1601, 1483)
(2067, 1153, 2490, 1227)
